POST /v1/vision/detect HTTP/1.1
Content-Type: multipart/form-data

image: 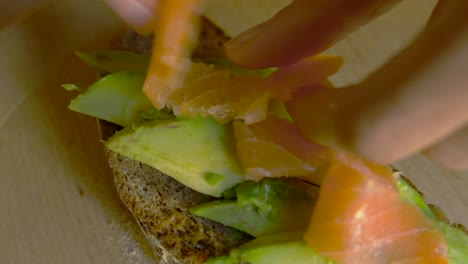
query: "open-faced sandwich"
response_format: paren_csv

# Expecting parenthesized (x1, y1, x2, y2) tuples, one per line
(63, 2, 468, 264)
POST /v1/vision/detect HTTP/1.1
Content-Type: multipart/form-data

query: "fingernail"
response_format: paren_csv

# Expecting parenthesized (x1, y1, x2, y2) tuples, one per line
(224, 24, 263, 53)
(124, 0, 154, 30)
(106, 0, 154, 32)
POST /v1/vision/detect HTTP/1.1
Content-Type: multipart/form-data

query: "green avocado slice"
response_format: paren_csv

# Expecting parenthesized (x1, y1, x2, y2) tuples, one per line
(438, 222, 468, 263)
(68, 71, 154, 127)
(205, 231, 335, 264)
(397, 177, 436, 220)
(191, 200, 277, 237)
(191, 179, 318, 237)
(105, 117, 245, 197)
(397, 177, 468, 263)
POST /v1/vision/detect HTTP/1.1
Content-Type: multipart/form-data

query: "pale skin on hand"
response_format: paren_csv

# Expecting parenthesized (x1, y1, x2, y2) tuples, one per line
(4, 0, 467, 169)
(222, 0, 468, 169)
(102, 0, 158, 34)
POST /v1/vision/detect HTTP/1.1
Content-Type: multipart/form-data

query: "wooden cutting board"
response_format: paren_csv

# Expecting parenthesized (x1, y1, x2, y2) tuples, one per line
(0, 0, 466, 263)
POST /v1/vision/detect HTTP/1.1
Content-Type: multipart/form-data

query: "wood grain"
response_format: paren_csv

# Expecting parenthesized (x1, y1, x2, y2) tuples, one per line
(0, 0, 465, 263)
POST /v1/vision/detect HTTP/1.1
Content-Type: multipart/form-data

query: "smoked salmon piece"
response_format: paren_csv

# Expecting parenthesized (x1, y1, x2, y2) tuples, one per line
(304, 152, 448, 264)
(166, 55, 342, 125)
(143, 0, 202, 109)
(168, 63, 271, 124)
(233, 118, 330, 184)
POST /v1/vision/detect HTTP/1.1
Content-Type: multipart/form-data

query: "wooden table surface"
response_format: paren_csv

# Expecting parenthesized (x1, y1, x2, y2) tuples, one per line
(1, 0, 466, 263)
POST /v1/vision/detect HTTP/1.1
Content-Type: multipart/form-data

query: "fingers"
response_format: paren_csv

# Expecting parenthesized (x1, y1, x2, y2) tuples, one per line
(225, 0, 402, 68)
(424, 126, 468, 170)
(103, 0, 157, 34)
(288, 0, 468, 166)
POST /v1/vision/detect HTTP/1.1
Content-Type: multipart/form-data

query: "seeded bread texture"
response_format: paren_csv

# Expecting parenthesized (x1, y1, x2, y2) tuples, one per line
(100, 18, 251, 264)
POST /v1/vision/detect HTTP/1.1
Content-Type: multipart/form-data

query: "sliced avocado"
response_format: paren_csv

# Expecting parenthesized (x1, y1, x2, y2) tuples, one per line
(220, 185, 237, 199)
(105, 117, 245, 197)
(191, 179, 318, 237)
(191, 200, 274, 237)
(235, 179, 316, 219)
(437, 222, 468, 263)
(68, 71, 154, 127)
(205, 231, 335, 264)
(397, 176, 468, 263)
(76, 51, 149, 74)
(396, 177, 435, 219)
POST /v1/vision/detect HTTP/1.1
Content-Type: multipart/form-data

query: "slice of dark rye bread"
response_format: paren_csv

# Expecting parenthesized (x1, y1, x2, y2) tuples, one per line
(99, 121, 252, 264)
(95, 17, 466, 264)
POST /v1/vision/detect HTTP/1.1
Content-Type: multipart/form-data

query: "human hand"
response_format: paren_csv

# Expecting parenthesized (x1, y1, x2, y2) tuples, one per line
(225, 0, 468, 170)
(104, 0, 468, 170)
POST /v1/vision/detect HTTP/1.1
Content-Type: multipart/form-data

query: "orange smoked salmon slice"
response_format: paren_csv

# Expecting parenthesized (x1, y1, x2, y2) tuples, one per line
(165, 55, 342, 125)
(233, 118, 330, 184)
(168, 63, 271, 124)
(304, 152, 447, 264)
(143, 0, 202, 109)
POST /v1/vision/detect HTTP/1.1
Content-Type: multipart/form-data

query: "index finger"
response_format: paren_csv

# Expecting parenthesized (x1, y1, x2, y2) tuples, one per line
(225, 0, 402, 68)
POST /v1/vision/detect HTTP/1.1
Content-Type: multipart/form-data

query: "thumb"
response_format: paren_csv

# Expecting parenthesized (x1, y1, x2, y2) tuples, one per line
(225, 0, 402, 68)
(104, 0, 158, 34)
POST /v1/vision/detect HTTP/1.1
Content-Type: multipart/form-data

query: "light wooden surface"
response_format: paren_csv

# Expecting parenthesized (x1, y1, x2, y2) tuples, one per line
(0, 0, 466, 263)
